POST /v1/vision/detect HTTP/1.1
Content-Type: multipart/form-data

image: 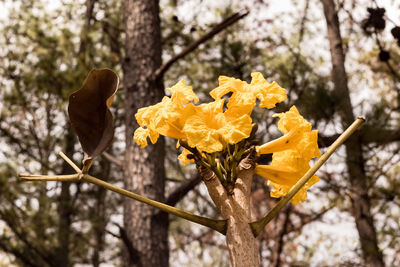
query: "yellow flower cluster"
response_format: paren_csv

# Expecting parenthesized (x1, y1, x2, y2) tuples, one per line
(133, 72, 320, 203)
(134, 72, 286, 154)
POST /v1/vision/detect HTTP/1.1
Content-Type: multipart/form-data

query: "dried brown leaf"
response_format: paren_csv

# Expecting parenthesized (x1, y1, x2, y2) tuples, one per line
(68, 69, 119, 165)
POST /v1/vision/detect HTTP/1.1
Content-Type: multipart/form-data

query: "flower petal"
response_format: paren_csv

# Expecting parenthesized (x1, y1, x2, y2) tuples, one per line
(178, 148, 195, 166)
(251, 73, 287, 109)
(133, 127, 150, 148)
(218, 114, 253, 145)
(255, 150, 319, 204)
(210, 73, 287, 117)
(167, 79, 199, 105)
(258, 106, 320, 160)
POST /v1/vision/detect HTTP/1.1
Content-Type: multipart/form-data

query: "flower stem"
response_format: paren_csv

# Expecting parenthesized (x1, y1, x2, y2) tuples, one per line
(250, 117, 365, 237)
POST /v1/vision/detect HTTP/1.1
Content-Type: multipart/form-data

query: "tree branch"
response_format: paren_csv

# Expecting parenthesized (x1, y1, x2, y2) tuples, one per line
(115, 224, 140, 264)
(154, 9, 249, 80)
(361, 128, 400, 144)
(102, 151, 124, 167)
(0, 239, 36, 267)
(319, 127, 400, 148)
(166, 174, 202, 206)
(0, 210, 51, 265)
(272, 206, 291, 267)
(0, 125, 54, 172)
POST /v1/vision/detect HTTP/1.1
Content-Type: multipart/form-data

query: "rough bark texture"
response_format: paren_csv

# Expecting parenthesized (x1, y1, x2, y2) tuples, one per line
(122, 0, 169, 266)
(91, 157, 109, 267)
(321, 1, 384, 266)
(54, 126, 75, 267)
(198, 154, 260, 267)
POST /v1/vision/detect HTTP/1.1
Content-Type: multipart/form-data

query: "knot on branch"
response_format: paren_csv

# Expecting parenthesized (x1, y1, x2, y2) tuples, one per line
(196, 163, 216, 181)
(239, 147, 256, 171)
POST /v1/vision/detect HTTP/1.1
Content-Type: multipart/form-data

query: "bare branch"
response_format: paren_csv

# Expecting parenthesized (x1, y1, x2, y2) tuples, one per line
(0, 239, 36, 267)
(0, 210, 51, 264)
(154, 9, 249, 80)
(362, 128, 400, 144)
(318, 133, 340, 148)
(78, 0, 98, 55)
(20, 152, 228, 235)
(166, 174, 201, 206)
(116, 224, 140, 264)
(102, 151, 124, 167)
(319, 127, 400, 148)
(102, 20, 122, 59)
(85, 0, 97, 27)
(0, 125, 54, 172)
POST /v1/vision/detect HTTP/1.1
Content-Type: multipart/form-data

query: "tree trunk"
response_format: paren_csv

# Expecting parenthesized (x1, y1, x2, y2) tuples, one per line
(321, 1, 384, 266)
(91, 157, 110, 267)
(54, 126, 75, 267)
(122, 0, 169, 266)
(198, 156, 260, 267)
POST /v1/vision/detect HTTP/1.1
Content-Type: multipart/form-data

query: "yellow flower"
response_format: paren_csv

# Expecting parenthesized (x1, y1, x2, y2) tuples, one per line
(133, 127, 157, 148)
(255, 106, 320, 203)
(255, 150, 319, 204)
(167, 79, 199, 105)
(210, 72, 287, 116)
(182, 99, 253, 153)
(178, 148, 194, 166)
(133, 80, 197, 147)
(257, 106, 320, 160)
(133, 74, 286, 156)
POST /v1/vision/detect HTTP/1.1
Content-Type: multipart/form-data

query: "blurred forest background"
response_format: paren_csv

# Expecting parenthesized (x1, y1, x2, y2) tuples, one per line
(0, 0, 400, 266)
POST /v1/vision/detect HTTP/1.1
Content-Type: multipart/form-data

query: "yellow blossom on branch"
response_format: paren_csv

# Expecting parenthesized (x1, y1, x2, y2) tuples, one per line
(182, 99, 253, 153)
(210, 72, 287, 117)
(257, 106, 320, 159)
(134, 72, 286, 153)
(255, 150, 319, 204)
(133, 72, 320, 202)
(134, 79, 197, 146)
(255, 106, 321, 203)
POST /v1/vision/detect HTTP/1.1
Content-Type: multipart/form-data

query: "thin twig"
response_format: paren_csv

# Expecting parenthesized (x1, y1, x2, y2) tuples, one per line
(166, 174, 202, 206)
(102, 151, 124, 167)
(154, 9, 249, 79)
(19, 173, 80, 182)
(58, 151, 81, 173)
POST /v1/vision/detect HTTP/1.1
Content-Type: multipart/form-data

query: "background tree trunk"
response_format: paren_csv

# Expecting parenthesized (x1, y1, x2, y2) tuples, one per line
(54, 126, 75, 267)
(321, 1, 384, 266)
(122, 0, 169, 266)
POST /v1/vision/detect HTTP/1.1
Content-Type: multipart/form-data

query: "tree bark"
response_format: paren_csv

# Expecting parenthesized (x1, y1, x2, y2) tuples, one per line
(321, 1, 384, 266)
(91, 157, 110, 267)
(53, 126, 76, 267)
(122, 0, 169, 266)
(198, 154, 260, 267)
